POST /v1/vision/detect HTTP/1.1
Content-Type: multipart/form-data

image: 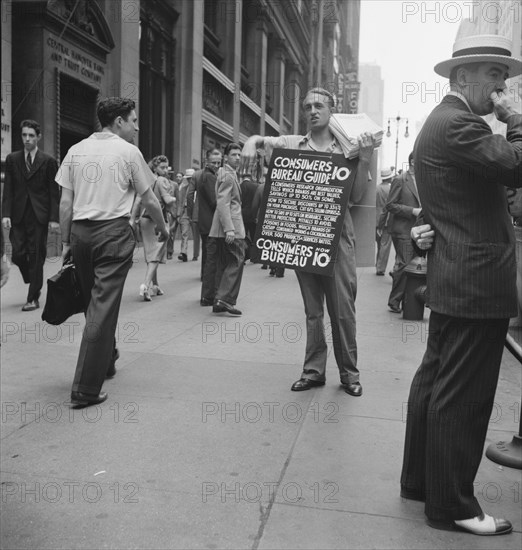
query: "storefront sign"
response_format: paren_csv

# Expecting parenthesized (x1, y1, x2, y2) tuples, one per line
(46, 36, 105, 84)
(255, 148, 358, 276)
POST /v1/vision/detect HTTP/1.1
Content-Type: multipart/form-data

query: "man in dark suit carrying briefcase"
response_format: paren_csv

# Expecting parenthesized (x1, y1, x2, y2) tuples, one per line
(400, 35, 522, 536)
(2, 120, 59, 311)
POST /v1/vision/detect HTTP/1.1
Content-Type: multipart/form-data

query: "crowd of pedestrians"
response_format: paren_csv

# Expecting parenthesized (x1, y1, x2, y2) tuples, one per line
(1, 32, 521, 539)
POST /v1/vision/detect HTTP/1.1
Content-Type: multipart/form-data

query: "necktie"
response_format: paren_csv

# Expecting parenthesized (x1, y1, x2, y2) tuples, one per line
(26, 153, 32, 171)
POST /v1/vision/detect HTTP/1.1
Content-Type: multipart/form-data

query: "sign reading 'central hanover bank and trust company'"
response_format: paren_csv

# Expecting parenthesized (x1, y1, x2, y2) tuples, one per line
(255, 149, 358, 276)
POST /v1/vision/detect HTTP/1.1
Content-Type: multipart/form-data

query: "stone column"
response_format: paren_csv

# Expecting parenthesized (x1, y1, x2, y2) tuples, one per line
(287, 63, 303, 133)
(257, 15, 268, 135)
(276, 40, 286, 130)
(104, 0, 140, 106)
(232, 0, 242, 142)
(175, 0, 204, 170)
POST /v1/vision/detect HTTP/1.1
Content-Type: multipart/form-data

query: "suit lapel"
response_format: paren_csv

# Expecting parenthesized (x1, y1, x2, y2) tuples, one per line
(406, 172, 420, 205)
(16, 151, 30, 178)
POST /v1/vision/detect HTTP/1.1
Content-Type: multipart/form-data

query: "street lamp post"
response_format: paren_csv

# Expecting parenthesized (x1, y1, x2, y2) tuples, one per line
(386, 115, 409, 173)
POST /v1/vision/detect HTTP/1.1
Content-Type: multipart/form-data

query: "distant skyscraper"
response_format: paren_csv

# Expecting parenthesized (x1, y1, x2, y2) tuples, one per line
(358, 63, 384, 169)
(358, 63, 384, 128)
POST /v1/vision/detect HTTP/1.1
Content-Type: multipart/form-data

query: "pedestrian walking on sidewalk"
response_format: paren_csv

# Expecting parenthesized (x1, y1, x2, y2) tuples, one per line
(187, 149, 222, 282)
(2, 120, 59, 311)
(166, 171, 183, 259)
(131, 155, 176, 300)
(57, 97, 169, 407)
(201, 142, 246, 316)
(384, 152, 421, 313)
(375, 168, 393, 276)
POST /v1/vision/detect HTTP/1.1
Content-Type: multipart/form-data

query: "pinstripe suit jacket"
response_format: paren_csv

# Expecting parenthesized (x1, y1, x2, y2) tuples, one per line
(414, 95, 522, 318)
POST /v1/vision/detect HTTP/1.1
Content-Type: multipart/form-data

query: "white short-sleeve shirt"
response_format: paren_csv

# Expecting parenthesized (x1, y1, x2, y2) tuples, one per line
(56, 132, 153, 221)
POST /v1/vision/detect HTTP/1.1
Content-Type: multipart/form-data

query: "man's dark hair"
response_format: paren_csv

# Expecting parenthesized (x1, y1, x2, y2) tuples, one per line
(20, 119, 41, 136)
(206, 148, 221, 159)
(224, 142, 241, 156)
(97, 97, 136, 127)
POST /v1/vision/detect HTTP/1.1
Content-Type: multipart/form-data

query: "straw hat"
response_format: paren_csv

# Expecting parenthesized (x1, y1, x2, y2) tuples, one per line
(434, 34, 522, 78)
(380, 169, 393, 181)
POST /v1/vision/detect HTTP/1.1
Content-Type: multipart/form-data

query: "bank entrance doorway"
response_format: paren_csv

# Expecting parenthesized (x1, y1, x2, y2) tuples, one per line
(58, 73, 98, 160)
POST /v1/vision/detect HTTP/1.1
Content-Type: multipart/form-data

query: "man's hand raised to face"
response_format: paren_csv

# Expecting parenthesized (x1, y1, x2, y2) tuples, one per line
(491, 89, 519, 123)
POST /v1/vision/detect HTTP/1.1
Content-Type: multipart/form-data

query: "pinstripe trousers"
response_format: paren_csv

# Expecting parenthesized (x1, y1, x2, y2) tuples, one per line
(400, 311, 509, 521)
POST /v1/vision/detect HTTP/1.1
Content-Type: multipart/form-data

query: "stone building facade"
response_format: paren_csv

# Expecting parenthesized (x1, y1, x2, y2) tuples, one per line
(2, 0, 376, 264)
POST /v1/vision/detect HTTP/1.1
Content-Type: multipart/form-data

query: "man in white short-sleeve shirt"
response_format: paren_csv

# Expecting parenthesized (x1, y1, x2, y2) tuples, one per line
(56, 97, 169, 407)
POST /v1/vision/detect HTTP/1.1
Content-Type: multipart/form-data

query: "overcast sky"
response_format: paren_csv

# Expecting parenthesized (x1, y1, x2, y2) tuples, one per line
(359, 0, 465, 167)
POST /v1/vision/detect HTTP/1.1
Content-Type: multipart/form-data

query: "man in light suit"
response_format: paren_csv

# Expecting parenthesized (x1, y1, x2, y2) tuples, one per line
(201, 142, 245, 316)
(384, 152, 421, 312)
(400, 34, 522, 536)
(2, 120, 59, 311)
(177, 168, 195, 262)
(375, 168, 393, 275)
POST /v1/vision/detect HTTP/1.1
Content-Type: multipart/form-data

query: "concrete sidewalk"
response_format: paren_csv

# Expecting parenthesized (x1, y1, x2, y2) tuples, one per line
(1, 249, 521, 550)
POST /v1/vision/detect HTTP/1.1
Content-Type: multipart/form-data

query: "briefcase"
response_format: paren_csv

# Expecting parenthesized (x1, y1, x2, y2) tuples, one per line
(41, 262, 85, 325)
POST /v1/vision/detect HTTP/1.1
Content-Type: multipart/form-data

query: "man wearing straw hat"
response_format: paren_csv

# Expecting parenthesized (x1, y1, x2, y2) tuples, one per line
(401, 34, 522, 535)
(375, 168, 394, 276)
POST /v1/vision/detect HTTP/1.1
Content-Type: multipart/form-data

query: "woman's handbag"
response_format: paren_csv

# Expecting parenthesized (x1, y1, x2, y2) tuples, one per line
(41, 261, 85, 325)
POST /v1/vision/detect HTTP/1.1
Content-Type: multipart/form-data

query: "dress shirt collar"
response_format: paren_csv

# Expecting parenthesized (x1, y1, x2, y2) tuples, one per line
(24, 147, 38, 162)
(298, 131, 340, 153)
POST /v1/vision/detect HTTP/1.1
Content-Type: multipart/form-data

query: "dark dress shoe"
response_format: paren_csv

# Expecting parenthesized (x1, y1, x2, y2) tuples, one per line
(400, 487, 425, 502)
(106, 366, 116, 379)
(178, 253, 188, 262)
(200, 298, 213, 306)
(70, 391, 108, 406)
(106, 348, 119, 379)
(291, 378, 325, 391)
(388, 305, 401, 314)
(22, 300, 39, 311)
(344, 381, 363, 396)
(376, 271, 385, 276)
(214, 300, 242, 316)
